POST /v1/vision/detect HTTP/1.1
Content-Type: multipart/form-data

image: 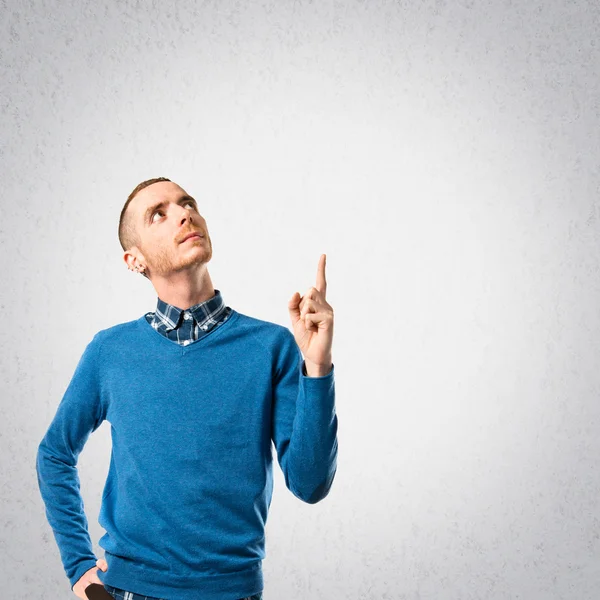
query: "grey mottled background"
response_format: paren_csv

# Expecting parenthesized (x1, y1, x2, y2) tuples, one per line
(2, 0, 600, 598)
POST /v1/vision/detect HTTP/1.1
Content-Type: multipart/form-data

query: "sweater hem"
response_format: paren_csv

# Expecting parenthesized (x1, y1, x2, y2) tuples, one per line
(96, 552, 263, 600)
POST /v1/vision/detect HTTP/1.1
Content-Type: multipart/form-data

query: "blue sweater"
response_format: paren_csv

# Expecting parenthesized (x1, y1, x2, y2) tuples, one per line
(36, 308, 338, 600)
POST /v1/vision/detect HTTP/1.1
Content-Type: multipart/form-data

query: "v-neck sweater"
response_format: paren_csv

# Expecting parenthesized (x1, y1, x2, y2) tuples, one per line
(36, 308, 338, 600)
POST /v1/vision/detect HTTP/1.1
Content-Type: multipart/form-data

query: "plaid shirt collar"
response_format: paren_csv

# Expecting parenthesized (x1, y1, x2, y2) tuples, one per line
(150, 288, 227, 333)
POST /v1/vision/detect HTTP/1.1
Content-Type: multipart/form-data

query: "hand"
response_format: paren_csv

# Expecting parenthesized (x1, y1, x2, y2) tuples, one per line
(73, 558, 108, 599)
(287, 254, 334, 375)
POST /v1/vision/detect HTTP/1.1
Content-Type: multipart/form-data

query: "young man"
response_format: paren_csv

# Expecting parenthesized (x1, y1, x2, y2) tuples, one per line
(36, 178, 338, 600)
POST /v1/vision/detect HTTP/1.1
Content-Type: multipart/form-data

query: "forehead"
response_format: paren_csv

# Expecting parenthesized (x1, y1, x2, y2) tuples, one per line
(131, 181, 188, 218)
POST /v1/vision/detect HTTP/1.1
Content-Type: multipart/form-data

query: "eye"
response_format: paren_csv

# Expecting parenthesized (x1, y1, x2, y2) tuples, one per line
(151, 210, 164, 223)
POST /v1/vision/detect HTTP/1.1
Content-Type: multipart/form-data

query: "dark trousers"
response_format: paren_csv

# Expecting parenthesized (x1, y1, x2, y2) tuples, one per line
(103, 583, 263, 600)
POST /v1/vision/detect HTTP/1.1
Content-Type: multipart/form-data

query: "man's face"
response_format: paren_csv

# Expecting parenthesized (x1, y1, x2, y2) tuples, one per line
(128, 181, 213, 278)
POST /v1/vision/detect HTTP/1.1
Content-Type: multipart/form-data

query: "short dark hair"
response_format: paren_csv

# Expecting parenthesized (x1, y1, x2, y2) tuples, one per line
(118, 177, 172, 252)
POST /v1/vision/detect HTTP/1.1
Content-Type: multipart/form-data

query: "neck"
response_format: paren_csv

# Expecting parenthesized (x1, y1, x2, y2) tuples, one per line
(150, 267, 216, 310)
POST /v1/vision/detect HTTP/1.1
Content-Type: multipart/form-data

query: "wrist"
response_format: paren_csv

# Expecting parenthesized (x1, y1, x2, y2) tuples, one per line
(303, 358, 333, 377)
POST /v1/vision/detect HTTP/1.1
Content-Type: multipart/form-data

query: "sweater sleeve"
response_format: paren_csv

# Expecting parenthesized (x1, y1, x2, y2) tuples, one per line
(271, 327, 338, 504)
(35, 333, 106, 591)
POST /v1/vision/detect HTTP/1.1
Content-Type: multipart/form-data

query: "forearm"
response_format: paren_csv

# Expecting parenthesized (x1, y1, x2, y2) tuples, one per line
(285, 363, 338, 503)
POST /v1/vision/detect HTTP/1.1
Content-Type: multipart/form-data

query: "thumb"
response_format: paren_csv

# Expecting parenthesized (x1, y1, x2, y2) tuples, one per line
(96, 558, 108, 572)
(288, 292, 301, 325)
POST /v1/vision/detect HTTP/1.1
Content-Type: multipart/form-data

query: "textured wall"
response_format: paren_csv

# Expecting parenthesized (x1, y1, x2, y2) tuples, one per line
(2, 0, 600, 598)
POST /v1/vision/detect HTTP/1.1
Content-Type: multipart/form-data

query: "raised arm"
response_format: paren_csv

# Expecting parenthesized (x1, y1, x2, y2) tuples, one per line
(271, 327, 338, 504)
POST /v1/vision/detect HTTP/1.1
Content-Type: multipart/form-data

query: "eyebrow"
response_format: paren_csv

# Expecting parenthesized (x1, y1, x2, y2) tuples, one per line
(143, 195, 198, 224)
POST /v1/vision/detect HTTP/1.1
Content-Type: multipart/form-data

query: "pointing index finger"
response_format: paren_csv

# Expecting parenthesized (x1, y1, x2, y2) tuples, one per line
(316, 253, 327, 297)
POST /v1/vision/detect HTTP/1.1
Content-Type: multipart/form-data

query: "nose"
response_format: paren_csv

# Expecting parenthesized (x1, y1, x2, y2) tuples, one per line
(180, 210, 195, 226)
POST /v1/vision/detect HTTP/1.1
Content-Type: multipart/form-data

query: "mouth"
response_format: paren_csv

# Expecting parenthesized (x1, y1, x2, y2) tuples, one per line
(180, 233, 204, 243)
